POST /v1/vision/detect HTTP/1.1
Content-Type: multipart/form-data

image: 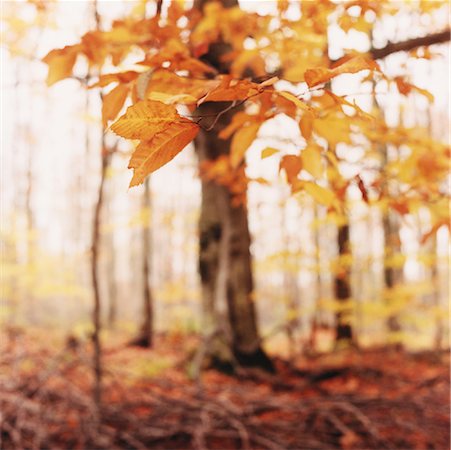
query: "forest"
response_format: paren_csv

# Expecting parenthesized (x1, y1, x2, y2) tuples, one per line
(1, 0, 450, 449)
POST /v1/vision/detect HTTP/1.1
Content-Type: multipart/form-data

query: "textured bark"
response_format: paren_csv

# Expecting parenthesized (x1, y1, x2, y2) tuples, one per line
(195, 102, 272, 371)
(334, 224, 354, 344)
(193, 0, 272, 371)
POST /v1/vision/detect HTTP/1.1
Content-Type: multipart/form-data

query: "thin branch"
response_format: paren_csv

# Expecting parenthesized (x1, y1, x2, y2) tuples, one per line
(370, 28, 450, 60)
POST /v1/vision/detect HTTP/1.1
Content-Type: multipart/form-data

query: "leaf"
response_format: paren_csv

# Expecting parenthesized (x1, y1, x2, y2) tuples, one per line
(111, 100, 178, 140)
(303, 181, 336, 207)
(219, 112, 252, 140)
(314, 115, 352, 147)
(42, 45, 79, 86)
(299, 112, 314, 140)
(128, 121, 199, 187)
(278, 91, 313, 113)
(301, 144, 323, 178)
(199, 77, 262, 104)
(102, 83, 129, 127)
(280, 155, 302, 183)
(261, 147, 279, 159)
(89, 71, 139, 88)
(230, 122, 261, 167)
(304, 56, 380, 87)
(148, 92, 197, 105)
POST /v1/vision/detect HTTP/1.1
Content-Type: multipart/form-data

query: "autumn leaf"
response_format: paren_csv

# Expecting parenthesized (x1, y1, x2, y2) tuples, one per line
(148, 92, 198, 105)
(280, 155, 302, 184)
(90, 71, 139, 88)
(199, 77, 262, 104)
(302, 181, 336, 207)
(102, 83, 130, 127)
(304, 56, 380, 87)
(299, 112, 314, 140)
(261, 147, 279, 159)
(277, 91, 313, 113)
(42, 45, 79, 86)
(111, 100, 178, 140)
(128, 121, 199, 187)
(301, 144, 323, 178)
(230, 122, 261, 167)
(219, 112, 253, 140)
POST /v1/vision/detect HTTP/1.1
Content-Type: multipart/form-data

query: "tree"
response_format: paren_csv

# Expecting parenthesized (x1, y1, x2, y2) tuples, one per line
(43, 0, 450, 371)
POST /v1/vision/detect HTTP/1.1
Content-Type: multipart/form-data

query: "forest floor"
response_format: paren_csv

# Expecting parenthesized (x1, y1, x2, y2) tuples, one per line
(0, 329, 449, 450)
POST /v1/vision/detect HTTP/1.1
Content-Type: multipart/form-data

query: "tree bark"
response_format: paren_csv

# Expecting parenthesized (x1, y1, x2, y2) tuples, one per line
(130, 178, 154, 348)
(334, 224, 354, 344)
(195, 102, 272, 371)
(370, 28, 450, 60)
(91, 147, 109, 408)
(193, 0, 272, 372)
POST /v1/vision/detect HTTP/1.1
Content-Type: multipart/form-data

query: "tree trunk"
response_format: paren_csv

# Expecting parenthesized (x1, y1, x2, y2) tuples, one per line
(195, 103, 272, 372)
(130, 178, 154, 348)
(192, 0, 272, 372)
(383, 211, 402, 336)
(91, 148, 109, 408)
(334, 223, 354, 344)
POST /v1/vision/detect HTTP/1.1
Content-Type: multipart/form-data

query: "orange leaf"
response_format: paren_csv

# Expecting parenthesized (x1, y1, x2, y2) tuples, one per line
(304, 56, 380, 87)
(299, 112, 314, 140)
(128, 121, 199, 186)
(218, 112, 252, 140)
(280, 155, 302, 184)
(230, 122, 261, 167)
(42, 45, 79, 86)
(102, 84, 130, 127)
(111, 100, 178, 140)
(89, 71, 139, 88)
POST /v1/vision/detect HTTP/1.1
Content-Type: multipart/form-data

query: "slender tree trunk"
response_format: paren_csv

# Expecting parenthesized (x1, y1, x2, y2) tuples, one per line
(91, 146, 109, 407)
(383, 210, 402, 336)
(106, 204, 117, 328)
(334, 223, 354, 344)
(132, 178, 154, 347)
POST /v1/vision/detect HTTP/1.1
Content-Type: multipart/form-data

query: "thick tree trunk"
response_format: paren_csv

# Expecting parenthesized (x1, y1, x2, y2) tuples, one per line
(334, 223, 354, 344)
(195, 102, 272, 372)
(192, 0, 272, 372)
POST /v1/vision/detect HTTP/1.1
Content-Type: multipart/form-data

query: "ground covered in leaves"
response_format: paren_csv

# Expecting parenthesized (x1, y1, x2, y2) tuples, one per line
(1, 330, 449, 450)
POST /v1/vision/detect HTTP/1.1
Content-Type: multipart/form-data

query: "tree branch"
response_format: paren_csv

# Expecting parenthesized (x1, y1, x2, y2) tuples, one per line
(370, 28, 450, 60)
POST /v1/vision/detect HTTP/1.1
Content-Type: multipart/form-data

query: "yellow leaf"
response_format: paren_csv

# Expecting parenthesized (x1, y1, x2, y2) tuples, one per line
(278, 91, 312, 112)
(303, 181, 336, 207)
(314, 115, 352, 147)
(148, 91, 197, 105)
(230, 122, 260, 167)
(128, 121, 199, 186)
(111, 100, 178, 140)
(42, 45, 79, 86)
(102, 83, 129, 127)
(301, 144, 323, 178)
(261, 147, 279, 159)
(304, 56, 380, 87)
